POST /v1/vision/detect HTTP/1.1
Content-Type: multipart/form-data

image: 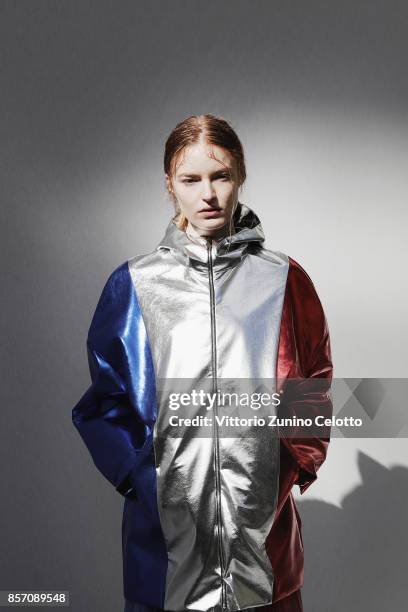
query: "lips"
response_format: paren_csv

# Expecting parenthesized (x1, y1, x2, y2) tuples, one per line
(199, 211, 222, 219)
(198, 208, 223, 217)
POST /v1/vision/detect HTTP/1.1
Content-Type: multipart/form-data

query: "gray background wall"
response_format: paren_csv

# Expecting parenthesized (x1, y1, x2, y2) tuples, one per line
(1, 1, 407, 611)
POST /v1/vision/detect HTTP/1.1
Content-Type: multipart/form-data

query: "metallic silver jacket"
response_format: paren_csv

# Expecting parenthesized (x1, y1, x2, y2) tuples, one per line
(72, 201, 333, 611)
(128, 203, 289, 611)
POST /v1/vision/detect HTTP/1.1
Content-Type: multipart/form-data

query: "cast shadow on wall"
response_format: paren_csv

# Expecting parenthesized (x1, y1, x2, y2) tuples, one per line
(297, 452, 408, 612)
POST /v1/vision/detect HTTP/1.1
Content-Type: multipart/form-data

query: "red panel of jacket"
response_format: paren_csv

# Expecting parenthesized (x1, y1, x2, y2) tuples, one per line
(266, 257, 333, 603)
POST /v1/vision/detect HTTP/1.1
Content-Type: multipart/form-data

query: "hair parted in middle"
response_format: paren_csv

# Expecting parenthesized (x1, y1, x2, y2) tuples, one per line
(163, 114, 247, 232)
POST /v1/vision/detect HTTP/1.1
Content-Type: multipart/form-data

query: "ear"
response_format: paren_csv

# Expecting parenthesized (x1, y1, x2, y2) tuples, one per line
(165, 174, 172, 192)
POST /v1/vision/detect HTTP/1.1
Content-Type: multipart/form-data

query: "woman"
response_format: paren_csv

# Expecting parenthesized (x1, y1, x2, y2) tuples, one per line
(72, 114, 333, 612)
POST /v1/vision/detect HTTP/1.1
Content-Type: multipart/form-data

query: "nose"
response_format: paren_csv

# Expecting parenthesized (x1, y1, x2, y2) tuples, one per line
(201, 179, 216, 203)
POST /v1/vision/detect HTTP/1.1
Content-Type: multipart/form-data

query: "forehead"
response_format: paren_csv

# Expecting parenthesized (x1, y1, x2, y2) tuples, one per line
(174, 142, 233, 175)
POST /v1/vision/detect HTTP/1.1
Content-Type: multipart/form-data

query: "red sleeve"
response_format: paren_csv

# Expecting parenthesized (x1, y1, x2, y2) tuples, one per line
(277, 256, 333, 494)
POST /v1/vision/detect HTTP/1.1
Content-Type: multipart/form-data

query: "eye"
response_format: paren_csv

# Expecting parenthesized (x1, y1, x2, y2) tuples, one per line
(182, 178, 197, 184)
(217, 174, 230, 181)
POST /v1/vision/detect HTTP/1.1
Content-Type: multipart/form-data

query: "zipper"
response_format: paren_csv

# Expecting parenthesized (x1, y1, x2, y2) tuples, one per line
(206, 238, 227, 611)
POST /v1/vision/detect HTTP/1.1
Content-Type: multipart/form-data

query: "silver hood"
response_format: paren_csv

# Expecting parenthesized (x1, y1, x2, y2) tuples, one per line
(156, 202, 266, 272)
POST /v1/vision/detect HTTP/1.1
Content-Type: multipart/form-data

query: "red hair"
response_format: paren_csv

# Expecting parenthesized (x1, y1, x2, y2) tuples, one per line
(164, 114, 247, 230)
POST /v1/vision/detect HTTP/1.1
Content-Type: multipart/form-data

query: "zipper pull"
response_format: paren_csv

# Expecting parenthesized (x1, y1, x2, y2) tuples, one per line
(206, 236, 216, 260)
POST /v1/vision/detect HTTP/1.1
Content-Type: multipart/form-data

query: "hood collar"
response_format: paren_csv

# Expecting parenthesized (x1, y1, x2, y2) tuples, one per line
(156, 202, 264, 270)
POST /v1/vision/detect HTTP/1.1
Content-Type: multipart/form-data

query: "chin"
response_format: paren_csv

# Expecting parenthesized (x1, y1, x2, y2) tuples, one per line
(195, 217, 227, 231)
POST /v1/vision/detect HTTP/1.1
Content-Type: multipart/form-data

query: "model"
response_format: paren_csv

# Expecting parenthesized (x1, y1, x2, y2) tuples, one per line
(72, 114, 333, 612)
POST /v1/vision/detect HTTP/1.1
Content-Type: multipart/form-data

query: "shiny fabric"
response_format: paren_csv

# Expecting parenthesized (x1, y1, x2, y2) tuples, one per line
(72, 262, 168, 606)
(72, 202, 332, 611)
(128, 203, 289, 611)
(265, 257, 333, 600)
(124, 589, 303, 612)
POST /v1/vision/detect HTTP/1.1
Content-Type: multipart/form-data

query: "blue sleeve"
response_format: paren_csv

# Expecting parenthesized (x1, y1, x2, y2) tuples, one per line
(72, 261, 157, 497)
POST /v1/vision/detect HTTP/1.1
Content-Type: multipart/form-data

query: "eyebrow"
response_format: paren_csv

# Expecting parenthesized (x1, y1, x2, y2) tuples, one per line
(178, 168, 232, 178)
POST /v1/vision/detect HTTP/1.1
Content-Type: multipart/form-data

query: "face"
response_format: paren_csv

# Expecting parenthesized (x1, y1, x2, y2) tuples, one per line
(166, 139, 240, 237)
